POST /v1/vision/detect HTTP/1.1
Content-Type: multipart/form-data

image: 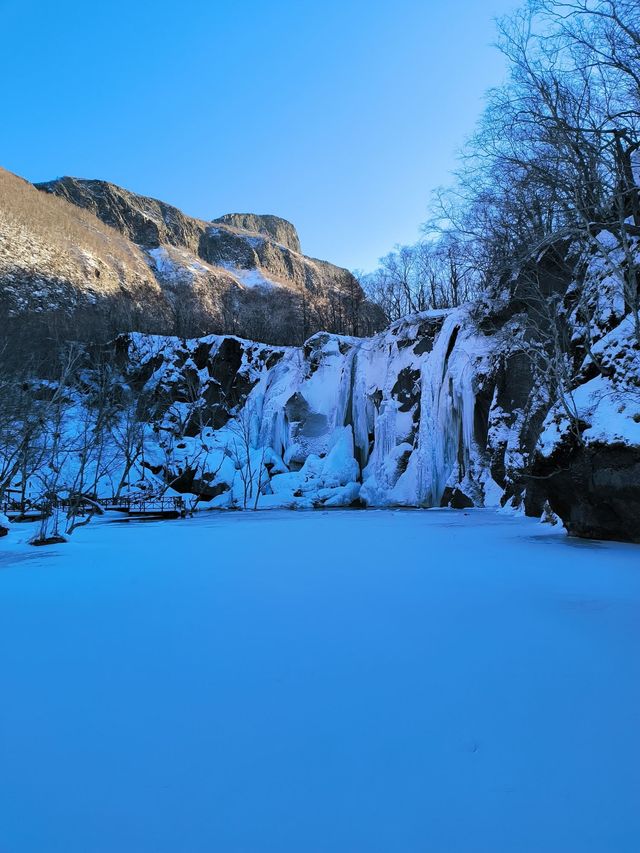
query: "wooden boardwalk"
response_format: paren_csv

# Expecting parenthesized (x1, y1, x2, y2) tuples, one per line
(126, 497, 186, 519)
(2, 495, 187, 522)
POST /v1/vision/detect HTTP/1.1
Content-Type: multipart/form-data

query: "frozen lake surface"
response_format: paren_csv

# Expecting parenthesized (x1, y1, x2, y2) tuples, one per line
(1, 509, 639, 852)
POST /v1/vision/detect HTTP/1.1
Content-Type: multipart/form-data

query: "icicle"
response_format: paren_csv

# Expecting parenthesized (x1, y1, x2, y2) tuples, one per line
(414, 309, 479, 507)
(350, 347, 376, 469)
(336, 345, 358, 430)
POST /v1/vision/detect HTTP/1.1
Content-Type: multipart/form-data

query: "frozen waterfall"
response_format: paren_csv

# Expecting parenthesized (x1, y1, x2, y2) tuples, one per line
(133, 308, 498, 510)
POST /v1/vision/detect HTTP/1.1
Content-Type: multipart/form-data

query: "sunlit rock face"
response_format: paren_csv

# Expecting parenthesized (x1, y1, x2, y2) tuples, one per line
(32, 175, 380, 345)
(212, 214, 302, 254)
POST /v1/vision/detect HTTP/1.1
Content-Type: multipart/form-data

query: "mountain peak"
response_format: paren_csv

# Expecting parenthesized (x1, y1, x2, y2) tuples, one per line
(212, 213, 301, 253)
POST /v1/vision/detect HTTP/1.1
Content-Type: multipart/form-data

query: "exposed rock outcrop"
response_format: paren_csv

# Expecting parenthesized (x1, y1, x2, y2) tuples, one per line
(33, 175, 380, 344)
(213, 213, 301, 253)
(532, 441, 640, 542)
(36, 176, 206, 251)
(0, 167, 382, 351)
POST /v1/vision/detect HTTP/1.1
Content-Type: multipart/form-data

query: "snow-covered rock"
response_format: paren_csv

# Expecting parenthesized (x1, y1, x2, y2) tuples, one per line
(533, 312, 640, 541)
(112, 306, 507, 512)
(0, 513, 10, 537)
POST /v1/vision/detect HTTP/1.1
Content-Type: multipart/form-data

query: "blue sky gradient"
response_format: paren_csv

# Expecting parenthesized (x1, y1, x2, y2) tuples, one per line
(2, 0, 521, 270)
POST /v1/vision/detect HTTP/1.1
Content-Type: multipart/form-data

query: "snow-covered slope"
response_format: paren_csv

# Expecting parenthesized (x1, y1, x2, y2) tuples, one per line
(0, 167, 173, 342)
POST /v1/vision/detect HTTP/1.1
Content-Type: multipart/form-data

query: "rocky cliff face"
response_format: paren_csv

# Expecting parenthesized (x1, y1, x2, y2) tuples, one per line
(35, 176, 206, 251)
(0, 168, 379, 351)
(530, 313, 640, 541)
(33, 176, 378, 344)
(110, 311, 490, 510)
(122, 307, 518, 510)
(105, 306, 517, 513)
(213, 213, 302, 253)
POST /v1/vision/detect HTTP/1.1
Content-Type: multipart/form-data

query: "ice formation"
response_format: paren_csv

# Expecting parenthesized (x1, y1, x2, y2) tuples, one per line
(121, 307, 503, 510)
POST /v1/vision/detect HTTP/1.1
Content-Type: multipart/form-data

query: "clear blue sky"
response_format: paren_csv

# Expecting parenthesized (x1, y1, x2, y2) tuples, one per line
(1, 0, 521, 271)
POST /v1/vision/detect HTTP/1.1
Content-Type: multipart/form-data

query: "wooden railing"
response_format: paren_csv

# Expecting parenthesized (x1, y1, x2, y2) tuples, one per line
(127, 497, 186, 517)
(1, 498, 29, 515)
(2, 494, 186, 520)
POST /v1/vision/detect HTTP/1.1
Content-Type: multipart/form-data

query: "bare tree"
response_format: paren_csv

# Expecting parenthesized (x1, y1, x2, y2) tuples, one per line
(226, 407, 268, 510)
(110, 393, 148, 498)
(0, 344, 80, 507)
